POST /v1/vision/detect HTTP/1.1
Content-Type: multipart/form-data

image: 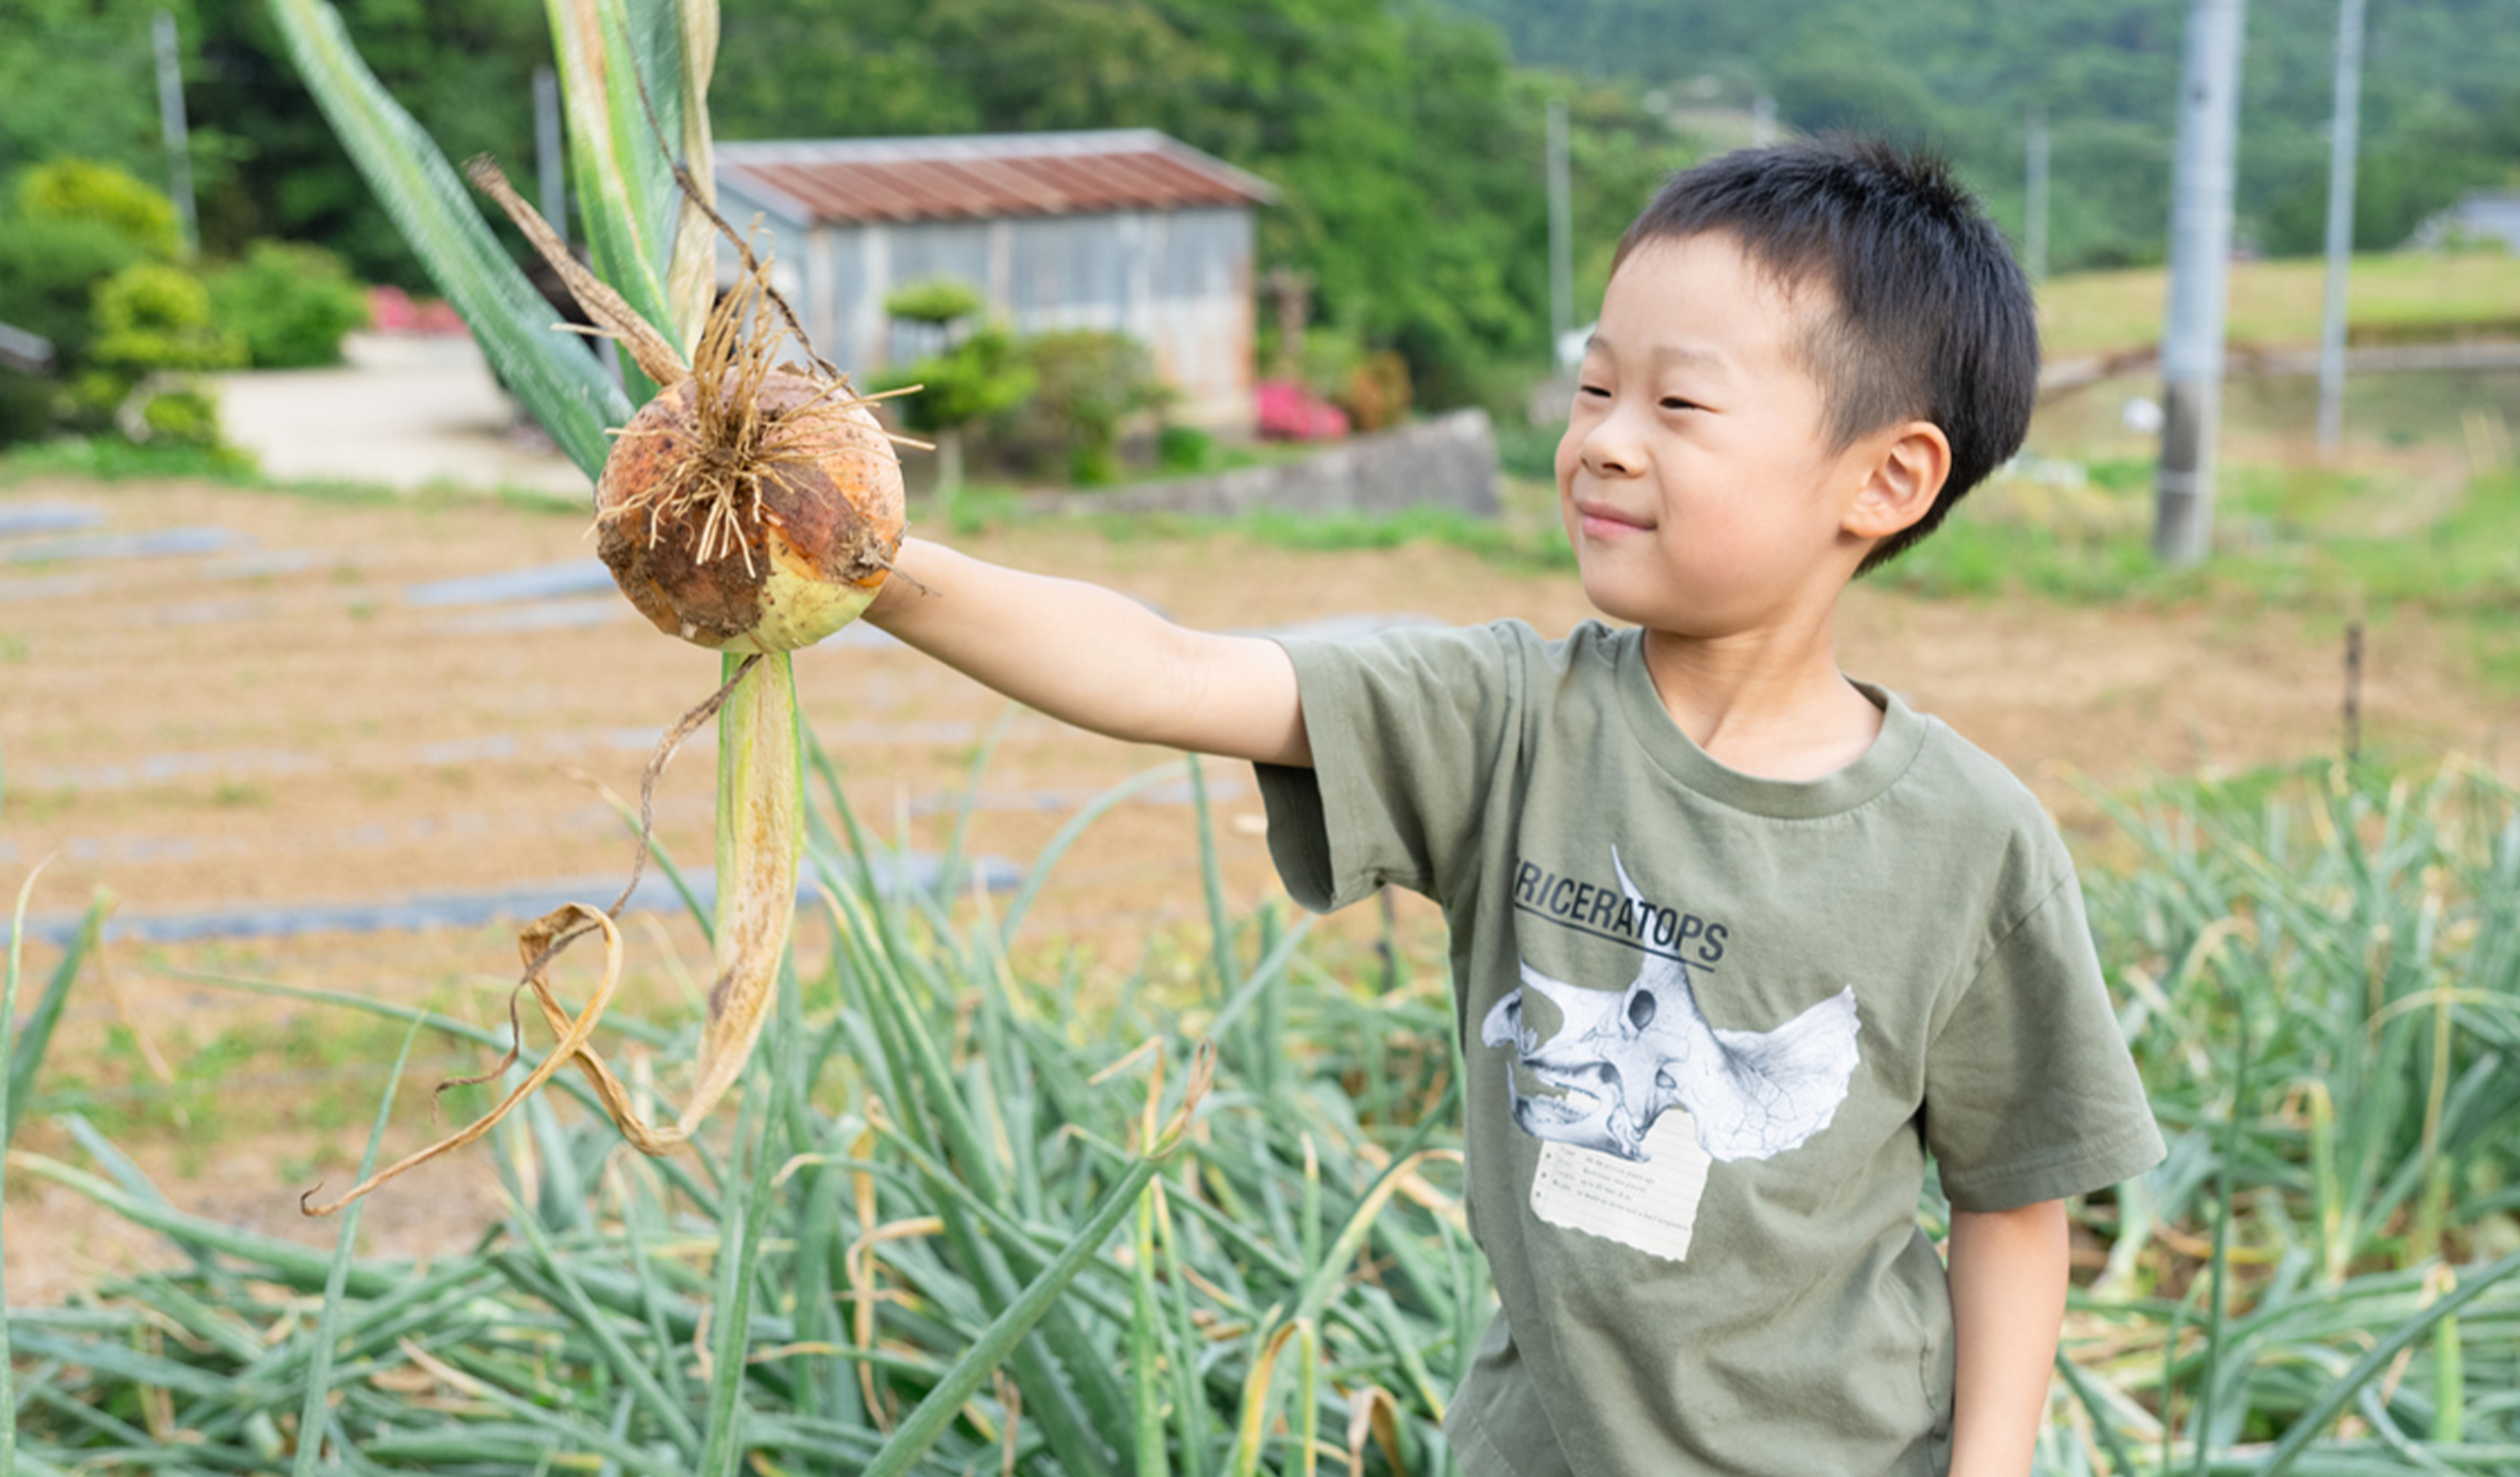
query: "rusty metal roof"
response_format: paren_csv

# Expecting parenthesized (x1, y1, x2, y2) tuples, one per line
(714, 130, 1277, 225)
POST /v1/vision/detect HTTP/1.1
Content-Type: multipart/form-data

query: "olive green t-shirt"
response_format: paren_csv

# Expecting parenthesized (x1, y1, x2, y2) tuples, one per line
(1255, 619, 2164, 1477)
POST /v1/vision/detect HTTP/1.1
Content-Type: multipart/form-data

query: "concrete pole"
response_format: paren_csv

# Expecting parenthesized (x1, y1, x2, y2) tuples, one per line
(2153, 0, 2248, 567)
(1547, 97, 1574, 358)
(2025, 108, 2051, 285)
(2315, 0, 2368, 458)
(153, 10, 196, 261)
(535, 65, 568, 248)
(1751, 93, 1778, 148)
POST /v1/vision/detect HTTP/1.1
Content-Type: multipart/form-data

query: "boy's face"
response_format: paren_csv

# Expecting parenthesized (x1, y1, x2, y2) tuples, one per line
(1556, 233, 1894, 641)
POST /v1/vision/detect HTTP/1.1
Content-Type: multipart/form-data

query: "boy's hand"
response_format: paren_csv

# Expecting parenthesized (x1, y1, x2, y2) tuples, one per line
(866, 539, 1312, 767)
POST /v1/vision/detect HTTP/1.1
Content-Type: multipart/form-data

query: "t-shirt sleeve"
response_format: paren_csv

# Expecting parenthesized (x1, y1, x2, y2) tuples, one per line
(1253, 620, 1524, 914)
(1922, 864, 2166, 1212)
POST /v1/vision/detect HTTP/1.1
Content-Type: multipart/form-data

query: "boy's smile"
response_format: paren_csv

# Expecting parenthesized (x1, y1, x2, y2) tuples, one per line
(1555, 232, 1889, 646)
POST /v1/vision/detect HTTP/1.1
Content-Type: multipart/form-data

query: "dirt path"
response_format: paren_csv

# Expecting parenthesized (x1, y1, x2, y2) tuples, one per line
(212, 333, 590, 497)
(2, 475, 2510, 1299)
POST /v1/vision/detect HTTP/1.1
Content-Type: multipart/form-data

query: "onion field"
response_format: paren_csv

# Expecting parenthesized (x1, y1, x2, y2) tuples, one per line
(5, 747, 2518, 1476)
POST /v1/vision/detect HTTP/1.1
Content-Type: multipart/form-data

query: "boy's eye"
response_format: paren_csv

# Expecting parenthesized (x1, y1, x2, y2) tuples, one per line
(1660, 396, 1702, 412)
(1577, 383, 1610, 399)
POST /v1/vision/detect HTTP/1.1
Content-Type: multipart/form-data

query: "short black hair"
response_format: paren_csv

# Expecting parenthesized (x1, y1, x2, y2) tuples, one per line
(1612, 136, 2040, 572)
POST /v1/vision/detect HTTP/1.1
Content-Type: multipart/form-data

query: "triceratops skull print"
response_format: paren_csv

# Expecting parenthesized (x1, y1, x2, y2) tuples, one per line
(1479, 850, 1862, 1163)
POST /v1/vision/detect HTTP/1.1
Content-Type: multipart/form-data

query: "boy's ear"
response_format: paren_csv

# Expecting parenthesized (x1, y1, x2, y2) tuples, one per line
(1842, 420, 1952, 542)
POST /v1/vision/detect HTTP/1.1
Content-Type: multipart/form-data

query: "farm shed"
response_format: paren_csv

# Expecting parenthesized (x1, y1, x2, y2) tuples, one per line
(2410, 190, 2520, 254)
(713, 130, 1277, 429)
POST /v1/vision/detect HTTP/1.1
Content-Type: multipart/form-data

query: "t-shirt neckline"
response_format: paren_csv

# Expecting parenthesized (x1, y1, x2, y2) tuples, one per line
(1612, 631, 1928, 820)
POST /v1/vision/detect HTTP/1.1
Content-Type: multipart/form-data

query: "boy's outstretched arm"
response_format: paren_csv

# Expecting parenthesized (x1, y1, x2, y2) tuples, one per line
(865, 538, 1312, 768)
(1945, 1199, 2069, 1477)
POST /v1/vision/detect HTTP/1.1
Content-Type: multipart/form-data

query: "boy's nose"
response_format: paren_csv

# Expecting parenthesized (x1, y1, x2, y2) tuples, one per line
(1578, 411, 1645, 478)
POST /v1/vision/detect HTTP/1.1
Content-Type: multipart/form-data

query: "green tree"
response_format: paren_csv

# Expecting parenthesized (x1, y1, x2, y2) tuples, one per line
(3, 0, 1693, 411)
(712, 0, 978, 137)
(2265, 84, 2520, 252)
(186, 0, 545, 283)
(871, 279, 1035, 509)
(0, 216, 151, 368)
(1436, 0, 2520, 269)
(18, 159, 182, 258)
(0, 0, 175, 183)
(991, 328, 1168, 485)
(11, 0, 2520, 392)
(0, 160, 185, 443)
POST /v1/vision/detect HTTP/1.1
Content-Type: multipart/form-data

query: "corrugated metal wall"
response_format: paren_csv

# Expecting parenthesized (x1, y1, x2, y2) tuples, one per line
(719, 185, 1255, 430)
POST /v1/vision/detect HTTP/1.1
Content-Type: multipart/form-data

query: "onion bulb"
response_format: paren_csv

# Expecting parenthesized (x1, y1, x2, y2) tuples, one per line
(471, 156, 908, 654)
(597, 372, 904, 652)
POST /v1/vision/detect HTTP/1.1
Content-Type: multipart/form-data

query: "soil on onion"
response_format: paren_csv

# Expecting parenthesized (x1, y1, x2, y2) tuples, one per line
(2, 473, 2511, 1301)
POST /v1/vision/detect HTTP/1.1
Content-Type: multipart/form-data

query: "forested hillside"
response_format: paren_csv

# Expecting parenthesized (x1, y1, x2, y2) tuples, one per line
(1437, 0, 2520, 272)
(0, 0, 1677, 409)
(7, 0, 2514, 411)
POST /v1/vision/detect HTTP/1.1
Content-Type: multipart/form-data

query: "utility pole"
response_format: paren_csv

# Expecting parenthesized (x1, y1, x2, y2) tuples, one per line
(1751, 93, 1778, 147)
(535, 65, 568, 248)
(153, 10, 197, 261)
(2153, 0, 2248, 567)
(1265, 266, 1312, 379)
(2025, 107, 2051, 285)
(1546, 96, 1574, 361)
(2315, 0, 2368, 459)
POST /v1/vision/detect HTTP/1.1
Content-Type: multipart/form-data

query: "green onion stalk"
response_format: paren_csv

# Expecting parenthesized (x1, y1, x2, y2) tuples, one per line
(297, 149, 910, 1218)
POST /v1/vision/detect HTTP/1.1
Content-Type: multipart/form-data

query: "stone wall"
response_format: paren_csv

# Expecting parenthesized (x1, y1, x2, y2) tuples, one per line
(1017, 408, 1500, 519)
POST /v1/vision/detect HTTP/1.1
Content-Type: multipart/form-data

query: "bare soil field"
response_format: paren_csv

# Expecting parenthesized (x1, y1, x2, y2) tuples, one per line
(3, 473, 2512, 1301)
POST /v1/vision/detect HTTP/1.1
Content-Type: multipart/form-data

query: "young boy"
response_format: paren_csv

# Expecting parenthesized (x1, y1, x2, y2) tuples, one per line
(864, 137, 2165, 1477)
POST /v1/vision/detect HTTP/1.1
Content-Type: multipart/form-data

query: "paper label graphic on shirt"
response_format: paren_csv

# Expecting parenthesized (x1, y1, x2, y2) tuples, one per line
(1480, 848, 1861, 1170)
(1530, 1111, 1711, 1261)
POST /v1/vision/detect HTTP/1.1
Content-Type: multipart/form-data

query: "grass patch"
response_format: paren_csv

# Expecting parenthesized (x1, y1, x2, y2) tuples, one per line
(209, 779, 273, 808)
(1493, 418, 1563, 482)
(26, 995, 458, 1153)
(2038, 249, 2520, 358)
(947, 493, 1578, 575)
(2245, 469, 2520, 611)
(1239, 504, 1575, 571)
(1879, 463, 2520, 674)
(0, 435, 585, 516)
(0, 437, 263, 487)
(1873, 511, 2167, 603)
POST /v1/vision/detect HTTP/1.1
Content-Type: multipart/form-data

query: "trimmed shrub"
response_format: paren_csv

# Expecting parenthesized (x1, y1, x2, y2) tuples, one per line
(16, 160, 180, 260)
(0, 214, 144, 367)
(1156, 421, 1214, 473)
(92, 262, 243, 375)
(80, 262, 243, 445)
(134, 385, 222, 445)
(871, 325, 1033, 436)
(883, 276, 984, 327)
(989, 329, 1171, 485)
(207, 241, 370, 368)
